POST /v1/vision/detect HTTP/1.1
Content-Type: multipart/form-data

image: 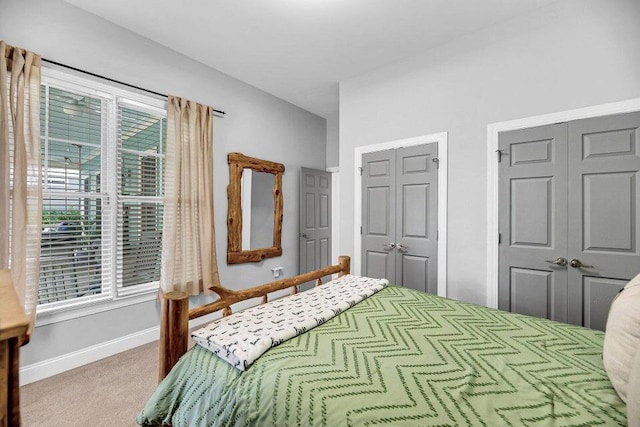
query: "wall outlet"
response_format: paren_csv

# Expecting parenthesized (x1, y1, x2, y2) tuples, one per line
(271, 266, 284, 278)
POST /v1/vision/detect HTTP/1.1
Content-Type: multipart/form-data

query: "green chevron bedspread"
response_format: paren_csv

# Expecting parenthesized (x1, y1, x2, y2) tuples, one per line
(137, 286, 626, 426)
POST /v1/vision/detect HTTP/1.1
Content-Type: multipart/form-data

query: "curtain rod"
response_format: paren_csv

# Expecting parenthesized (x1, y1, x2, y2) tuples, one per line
(42, 58, 226, 116)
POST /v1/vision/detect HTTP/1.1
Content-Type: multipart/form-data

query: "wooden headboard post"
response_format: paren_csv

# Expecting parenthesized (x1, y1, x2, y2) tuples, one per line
(158, 290, 189, 382)
(158, 256, 351, 382)
(338, 256, 350, 277)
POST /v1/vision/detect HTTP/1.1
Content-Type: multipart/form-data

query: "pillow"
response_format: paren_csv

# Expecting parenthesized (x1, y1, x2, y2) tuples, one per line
(192, 275, 388, 370)
(628, 347, 639, 427)
(603, 273, 640, 404)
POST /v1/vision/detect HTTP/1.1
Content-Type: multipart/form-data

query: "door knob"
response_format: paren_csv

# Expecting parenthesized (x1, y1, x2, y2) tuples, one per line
(396, 244, 408, 253)
(545, 257, 567, 267)
(383, 243, 396, 251)
(569, 259, 594, 268)
(301, 233, 309, 239)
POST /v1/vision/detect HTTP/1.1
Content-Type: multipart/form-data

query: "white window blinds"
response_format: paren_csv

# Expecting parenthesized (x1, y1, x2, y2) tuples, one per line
(39, 85, 112, 305)
(37, 73, 166, 309)
(117, 102, 165, 293)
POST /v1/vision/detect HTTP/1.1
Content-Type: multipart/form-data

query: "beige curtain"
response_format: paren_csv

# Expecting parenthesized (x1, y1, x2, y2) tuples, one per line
(161, 96, 220, 295)
(0, 41, 42, 338)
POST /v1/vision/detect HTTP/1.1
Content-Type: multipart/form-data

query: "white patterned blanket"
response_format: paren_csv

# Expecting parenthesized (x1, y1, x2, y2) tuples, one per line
(192, 275, 388, 370)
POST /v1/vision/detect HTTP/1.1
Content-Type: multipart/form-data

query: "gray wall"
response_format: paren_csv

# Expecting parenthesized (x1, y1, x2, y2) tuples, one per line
(0, 0, 327, 366)
(339, 0, 640, 304)
(326, 111, 339, 168)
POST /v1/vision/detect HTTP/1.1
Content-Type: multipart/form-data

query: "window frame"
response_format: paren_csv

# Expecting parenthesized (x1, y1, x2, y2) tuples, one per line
(36, 66, 167, 326)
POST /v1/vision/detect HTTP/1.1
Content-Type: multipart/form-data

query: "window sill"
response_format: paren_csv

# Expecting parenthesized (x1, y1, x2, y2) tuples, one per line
(35, 290, 159, 327)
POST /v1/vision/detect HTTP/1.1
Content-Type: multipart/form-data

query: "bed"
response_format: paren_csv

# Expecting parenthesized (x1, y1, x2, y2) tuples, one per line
(138, 256, 630, 426)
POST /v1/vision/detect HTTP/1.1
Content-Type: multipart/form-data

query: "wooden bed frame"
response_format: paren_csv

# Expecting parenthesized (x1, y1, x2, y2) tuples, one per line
(0, 270, 29, 427)
(158, 256, 351, 381)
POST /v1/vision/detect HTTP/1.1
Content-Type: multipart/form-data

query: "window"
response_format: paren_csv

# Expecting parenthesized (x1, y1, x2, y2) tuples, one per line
(38, 68, 166, 314)
(117, 104, 165, 294)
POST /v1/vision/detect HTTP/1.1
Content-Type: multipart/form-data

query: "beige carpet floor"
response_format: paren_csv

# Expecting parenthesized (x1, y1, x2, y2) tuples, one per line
(21, 340, 160, 427)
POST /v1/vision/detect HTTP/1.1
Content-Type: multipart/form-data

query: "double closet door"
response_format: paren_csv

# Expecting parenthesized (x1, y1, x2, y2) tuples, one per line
(498, 111, 640, 330)
(361, 144, 438, 293)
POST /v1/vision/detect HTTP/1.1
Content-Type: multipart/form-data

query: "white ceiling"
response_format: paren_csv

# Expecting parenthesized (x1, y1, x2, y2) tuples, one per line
(65, 0, 557, 119)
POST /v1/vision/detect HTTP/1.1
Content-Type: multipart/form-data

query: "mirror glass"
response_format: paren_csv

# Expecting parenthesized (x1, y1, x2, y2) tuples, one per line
(241, 170, 275, 249)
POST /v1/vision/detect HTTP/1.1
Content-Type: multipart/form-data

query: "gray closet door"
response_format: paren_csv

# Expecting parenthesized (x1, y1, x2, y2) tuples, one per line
(499, 111, 640, 330)
(299, 168, 331, 275)
(362, 144, 438, 292)
(396, 144, 438, 293)
(498, 123, 569, 322)
(567, 112, 640, 330)
(362, 150, 397, 281)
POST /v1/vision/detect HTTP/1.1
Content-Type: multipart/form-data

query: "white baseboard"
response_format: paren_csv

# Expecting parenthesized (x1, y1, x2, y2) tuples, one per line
(19, 326, 159, 386)
(19, 314, 218, 386)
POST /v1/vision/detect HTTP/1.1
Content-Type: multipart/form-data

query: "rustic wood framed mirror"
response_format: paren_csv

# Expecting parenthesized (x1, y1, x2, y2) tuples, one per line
(227, 152, 284, 264)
